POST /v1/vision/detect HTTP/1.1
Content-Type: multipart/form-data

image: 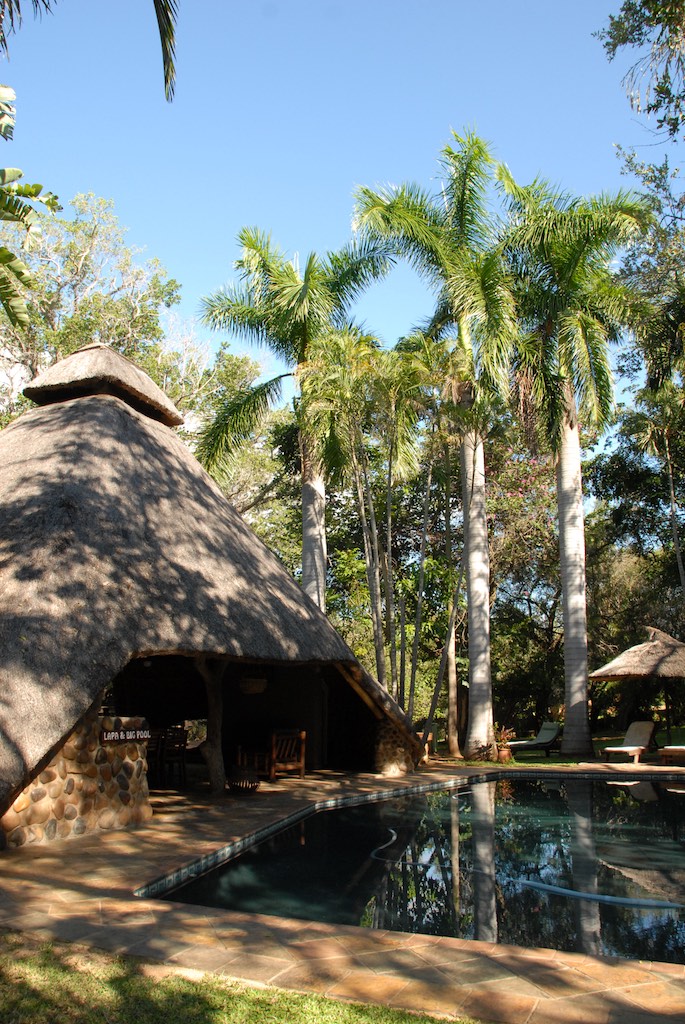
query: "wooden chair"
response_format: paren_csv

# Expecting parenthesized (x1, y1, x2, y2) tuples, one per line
(269, 728, 306, 781)
(163, 725, 188, 786)
(238, 728, 306, 781)
(145, 727, 166, 786)
(603, 721, 656, 764)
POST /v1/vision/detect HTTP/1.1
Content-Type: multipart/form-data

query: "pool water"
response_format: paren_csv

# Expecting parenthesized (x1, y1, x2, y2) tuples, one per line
(166, 777, 685, 964)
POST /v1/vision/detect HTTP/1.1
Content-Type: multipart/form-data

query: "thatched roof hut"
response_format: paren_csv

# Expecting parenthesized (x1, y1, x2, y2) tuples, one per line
(589, 627, 685, 682)
(590, 626, 685, 740)
(0, 344, 418, 811)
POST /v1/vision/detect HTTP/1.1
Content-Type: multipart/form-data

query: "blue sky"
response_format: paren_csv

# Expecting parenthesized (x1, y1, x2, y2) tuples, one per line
(1, 0, 668, 375)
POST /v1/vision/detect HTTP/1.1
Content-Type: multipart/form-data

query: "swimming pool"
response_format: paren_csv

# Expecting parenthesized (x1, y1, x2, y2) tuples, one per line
(161, 776, 685, 964)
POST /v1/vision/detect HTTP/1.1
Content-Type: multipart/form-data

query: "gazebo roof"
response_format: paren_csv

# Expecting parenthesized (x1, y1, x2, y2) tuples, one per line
(589, 627, 685, 681)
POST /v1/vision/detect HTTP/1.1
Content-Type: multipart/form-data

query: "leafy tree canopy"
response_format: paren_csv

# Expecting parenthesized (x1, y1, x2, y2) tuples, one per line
(598, 1, 685, 137)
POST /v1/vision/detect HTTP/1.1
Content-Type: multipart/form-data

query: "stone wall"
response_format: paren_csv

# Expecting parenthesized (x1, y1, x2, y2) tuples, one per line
(374, 719, 417, 776)
(0, 709, 152, 849)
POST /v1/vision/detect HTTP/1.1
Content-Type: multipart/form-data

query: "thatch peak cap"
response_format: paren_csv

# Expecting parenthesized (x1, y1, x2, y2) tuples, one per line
(645, 626, 680, 645)
(24, 343, 184, 427)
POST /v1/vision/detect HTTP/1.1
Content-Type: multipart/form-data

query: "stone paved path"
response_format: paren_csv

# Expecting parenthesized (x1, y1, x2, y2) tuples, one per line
(1, 762, 684, 1023)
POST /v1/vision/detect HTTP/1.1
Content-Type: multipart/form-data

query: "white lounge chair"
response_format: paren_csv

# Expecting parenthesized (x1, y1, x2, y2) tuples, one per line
(603, 721, 656, 764)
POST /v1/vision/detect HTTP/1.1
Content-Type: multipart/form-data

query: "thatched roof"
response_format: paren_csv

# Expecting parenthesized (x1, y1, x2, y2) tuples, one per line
(0, 347, 416, 808)
(589, 627, 685, 681)
(24, 343, 184, 427)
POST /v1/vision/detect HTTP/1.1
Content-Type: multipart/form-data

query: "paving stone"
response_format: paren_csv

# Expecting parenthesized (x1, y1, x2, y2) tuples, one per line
(166, 943, 241, 973)
(433, 954, 520, 985)
(459, 983, 539, 1024)
(217, 951, 295, 984)
(620, 980, 685, 1014)
(356, 946, 447, 975)
(384, 972, 472, 1015)
(527, 992, 651, 1024)
(326, 970, 413, 1005)
(268, 959, 355, 993)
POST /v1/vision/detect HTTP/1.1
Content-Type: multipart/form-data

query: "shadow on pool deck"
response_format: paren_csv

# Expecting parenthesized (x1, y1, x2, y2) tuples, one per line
(1, 760, 685, 1024)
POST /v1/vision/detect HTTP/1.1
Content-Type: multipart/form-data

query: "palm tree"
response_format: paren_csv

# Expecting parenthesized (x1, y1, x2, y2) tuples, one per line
(199, 227, 391, 612)
(301, 329, 389, 678)
(354, 131, 516, 756)
(398, 331, 469, 754)
(501, 171, 649, 757)
(0, 1, 178, 100)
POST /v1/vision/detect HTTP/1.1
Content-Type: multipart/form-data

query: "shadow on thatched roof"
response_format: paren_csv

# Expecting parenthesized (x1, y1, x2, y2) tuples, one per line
(24, 342, 184, 427)
(590, 627, 685, 681)
(0, 346, 417, 809)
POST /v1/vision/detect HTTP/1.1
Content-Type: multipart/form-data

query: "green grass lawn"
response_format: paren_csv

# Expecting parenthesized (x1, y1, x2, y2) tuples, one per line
(0, 931, 478, 1024)
(436, 723, 685, 768)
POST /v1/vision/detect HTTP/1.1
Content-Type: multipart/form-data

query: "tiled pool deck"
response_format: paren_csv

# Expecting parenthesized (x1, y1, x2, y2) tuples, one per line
(1, 759, 685, 1024)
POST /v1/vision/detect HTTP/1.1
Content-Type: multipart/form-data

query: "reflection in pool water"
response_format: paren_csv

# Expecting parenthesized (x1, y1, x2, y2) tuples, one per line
(166, 777, 685, 964)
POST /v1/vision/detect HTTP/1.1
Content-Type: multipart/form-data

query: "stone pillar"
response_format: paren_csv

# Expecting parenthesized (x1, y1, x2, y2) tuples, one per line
(0, 708, 153, 849)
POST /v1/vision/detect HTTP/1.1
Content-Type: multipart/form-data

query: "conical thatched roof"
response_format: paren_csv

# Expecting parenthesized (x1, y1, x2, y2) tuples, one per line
(24, 343, 184, 427)
(589, 627, 685, 681)
(0, 347, 416, 809)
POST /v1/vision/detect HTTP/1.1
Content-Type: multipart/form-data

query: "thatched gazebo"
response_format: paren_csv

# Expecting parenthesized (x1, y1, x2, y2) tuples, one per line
(0, 344, 419, 841)
(590, 626, 685, 739)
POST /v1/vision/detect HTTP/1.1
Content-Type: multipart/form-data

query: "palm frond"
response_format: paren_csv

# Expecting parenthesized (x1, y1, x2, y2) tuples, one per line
(558, 310, 614, 428)
(0, 244, 33, 326)
(325, 235, 396, 314)
(153, 0, 178, 101)
(195, 374, 288, 473)
(0, 85, 16, 141)
(0, 1, 54, 58)
(354, 182, 450, 284)
(439, 129, 494, 250)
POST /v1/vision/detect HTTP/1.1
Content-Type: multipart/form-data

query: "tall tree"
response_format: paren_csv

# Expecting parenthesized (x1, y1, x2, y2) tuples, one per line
(0, 192, 180, 415)
(623, 383, 685, 591)
(302, 329, 389, 679)
(598, 1, 685, 138)
(501, 171, 649, 756)
(199, 228, 391, 612)
(354, 131, 516, 756)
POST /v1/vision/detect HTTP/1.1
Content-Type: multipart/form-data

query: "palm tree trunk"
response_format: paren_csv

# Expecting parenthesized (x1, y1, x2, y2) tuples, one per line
(421, 557, 465, 752)
(300, 433, 327, 612)
(409, 461, 433, 721)
(664, 436, 685, 592)
(384, 435, 399, 698)
(557, 403, 594, 758)
(399, 595, 407, 710)
(351, 447, 387, 688)
(444, 442, 462, 757)
(461, 431, 495, 758)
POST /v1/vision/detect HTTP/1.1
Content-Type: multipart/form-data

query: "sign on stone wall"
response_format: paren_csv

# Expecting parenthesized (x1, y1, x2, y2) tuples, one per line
(100, 726, 151, 744)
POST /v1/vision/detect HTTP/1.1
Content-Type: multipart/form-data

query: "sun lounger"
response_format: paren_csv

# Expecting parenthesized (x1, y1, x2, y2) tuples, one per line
(603, 721, 656, 764)
(508, 722, 561, 758)
(659, 746, 685, 765)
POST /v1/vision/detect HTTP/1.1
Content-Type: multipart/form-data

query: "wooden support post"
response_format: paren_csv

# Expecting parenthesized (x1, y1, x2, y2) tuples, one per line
(197, 657, 227, 796)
